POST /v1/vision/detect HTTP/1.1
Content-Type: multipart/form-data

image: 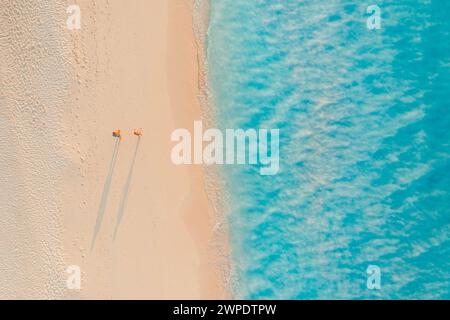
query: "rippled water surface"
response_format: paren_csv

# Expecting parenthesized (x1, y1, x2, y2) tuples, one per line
(207, 0, 450, 299)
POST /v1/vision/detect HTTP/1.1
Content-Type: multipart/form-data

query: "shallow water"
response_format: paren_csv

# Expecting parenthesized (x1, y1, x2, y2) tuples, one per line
(207, 0, 450, 299)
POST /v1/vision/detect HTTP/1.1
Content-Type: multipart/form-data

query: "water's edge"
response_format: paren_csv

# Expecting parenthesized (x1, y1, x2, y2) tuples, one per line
(193, 0, 235, 298)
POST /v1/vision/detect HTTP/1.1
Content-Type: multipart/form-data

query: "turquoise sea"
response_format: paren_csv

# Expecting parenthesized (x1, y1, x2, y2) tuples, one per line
(206, 0, 450, 299)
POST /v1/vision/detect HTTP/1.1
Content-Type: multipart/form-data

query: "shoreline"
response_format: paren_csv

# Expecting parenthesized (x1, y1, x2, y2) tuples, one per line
(192, 0, 234, 296)
(167, 0, 231, 298)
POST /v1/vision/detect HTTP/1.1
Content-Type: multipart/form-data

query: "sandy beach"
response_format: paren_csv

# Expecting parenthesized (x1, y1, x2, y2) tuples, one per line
(0, 0, 227, 299)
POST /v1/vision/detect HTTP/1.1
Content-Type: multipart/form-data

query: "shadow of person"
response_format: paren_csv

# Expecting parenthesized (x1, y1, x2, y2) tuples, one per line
(91, 139, 121, 251)
(113, 137, 141, 240)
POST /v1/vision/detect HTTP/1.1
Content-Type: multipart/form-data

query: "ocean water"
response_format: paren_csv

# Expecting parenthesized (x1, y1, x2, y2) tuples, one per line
(206, 0, 450, 299)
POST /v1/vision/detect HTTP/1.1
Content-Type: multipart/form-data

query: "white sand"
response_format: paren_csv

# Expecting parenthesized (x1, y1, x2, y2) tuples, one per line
(0, 0, 228, 299)
(0, 0, 70, 299)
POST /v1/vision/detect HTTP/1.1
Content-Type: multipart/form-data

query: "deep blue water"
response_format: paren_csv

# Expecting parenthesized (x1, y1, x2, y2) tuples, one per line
(206, 0, 450, 299)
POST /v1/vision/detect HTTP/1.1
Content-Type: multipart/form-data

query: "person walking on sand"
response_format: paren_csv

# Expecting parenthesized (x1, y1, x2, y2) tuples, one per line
(133, 128, 143, 137)
(112, 129, 122, 140)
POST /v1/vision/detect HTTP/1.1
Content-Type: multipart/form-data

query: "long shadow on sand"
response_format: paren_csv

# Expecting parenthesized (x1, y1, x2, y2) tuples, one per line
(91, 139, 120, 251)
(113, 137, 141, 240)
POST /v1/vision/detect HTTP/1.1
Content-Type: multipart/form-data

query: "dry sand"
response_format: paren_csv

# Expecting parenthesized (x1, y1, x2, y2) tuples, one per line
(0, 0, 228, 299)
